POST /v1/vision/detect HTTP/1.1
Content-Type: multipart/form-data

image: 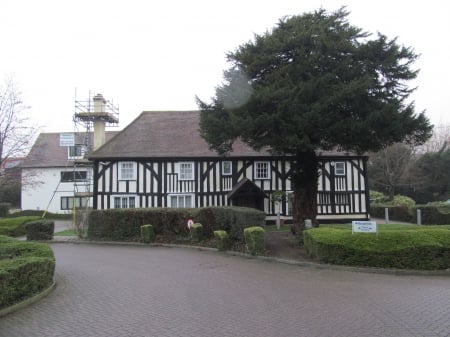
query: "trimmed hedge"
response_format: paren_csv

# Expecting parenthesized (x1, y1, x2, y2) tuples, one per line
(25, 220, 54, 241)
(214, 230, 230, 251)
(0, 216, 41, 237)
(87, 207, 265, 243)
(190, 223, 203, 243)
(0, 203, 11, 217)
(244, 226, 265, 256)
(371, 204, 450, 225)
(0, 235, 55, 309)
(304, 227, 450, 270)
(140, 225, 155, 243)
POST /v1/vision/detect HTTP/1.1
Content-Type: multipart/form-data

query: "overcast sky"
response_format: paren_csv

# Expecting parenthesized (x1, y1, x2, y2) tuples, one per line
(1, 0, 448, 133)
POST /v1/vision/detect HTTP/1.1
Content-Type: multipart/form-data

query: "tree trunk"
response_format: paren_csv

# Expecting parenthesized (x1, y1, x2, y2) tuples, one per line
(290, 151, 319, 239)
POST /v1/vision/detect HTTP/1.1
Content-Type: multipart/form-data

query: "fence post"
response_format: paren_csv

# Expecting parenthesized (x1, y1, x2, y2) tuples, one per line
(417, 208, 422, 225)
(384, 207, 389, 224)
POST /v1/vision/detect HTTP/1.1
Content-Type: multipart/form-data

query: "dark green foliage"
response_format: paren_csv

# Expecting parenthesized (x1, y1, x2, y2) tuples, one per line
(190, 223, 203, 243)
(25, 220, 54, 241)
(244, 226, 265, 255)
(0, 202, 11, 217)
(304, 227, 450, 270)
(198, 7, 432, 226)
(0, 235, 55, 309)
(371, 205, 450, 225)
(6, 210, 71, 220)
(88, 207, 265, 242)
(140, 225, 155, 243)
(214, 230, 230, 251)
(0, 216, 41, 237)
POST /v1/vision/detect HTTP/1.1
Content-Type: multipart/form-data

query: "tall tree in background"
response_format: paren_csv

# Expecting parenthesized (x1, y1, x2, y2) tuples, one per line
(368, 143, 413, 200)
(197, 8, 432, 235)
(0, 76, 37, 166)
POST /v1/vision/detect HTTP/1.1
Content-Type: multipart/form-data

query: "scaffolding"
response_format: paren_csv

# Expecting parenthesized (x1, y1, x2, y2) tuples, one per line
(72, 92, 119, 235)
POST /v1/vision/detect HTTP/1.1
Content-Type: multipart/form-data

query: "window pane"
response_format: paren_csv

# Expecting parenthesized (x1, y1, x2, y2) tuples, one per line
(129, 197, 135, 208)
(171, 196, 178, 208)
(114, 197, 121, 208)
(185, 195, 192, 208)
(179, 162, 193, 180)
(120, 162, 136, 180)
(222, 161, 232, 175)
(122, 198, 128, 208)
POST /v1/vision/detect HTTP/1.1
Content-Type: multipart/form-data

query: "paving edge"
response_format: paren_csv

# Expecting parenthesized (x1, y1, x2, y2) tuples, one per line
(0, 281, 56, 318)
(48, 238, 450, 277)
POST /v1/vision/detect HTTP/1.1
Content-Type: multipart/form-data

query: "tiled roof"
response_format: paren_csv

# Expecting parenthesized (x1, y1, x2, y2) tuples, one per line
(88, 111, 271, 159)
(22, 132, 119, 168)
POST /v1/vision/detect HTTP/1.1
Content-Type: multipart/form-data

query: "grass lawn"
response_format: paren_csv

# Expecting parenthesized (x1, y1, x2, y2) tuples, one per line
(54, 229, 78, 236)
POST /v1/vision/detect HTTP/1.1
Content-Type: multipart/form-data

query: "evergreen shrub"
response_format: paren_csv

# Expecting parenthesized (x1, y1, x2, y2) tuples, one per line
(140, 224, 155, 243)
(190, 223, 203, 243)
(304, 227, 450, 270)
(214, 230, 230, 251)
(0, 203, 11, 217)
(0, 235, 55, 309)
(244, 226, 265, 255)
(25, 220, 54, 241)
(0, 216, 41, 237)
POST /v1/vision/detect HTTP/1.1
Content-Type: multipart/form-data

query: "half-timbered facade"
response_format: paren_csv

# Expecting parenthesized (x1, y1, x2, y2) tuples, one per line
(88, 111, 369, 222)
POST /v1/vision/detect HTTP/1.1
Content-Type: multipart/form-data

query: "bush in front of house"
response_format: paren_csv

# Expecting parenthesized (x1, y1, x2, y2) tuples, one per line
(25, 220, 55, 241)
(303, 227, 450, 270)
(87, 207, 265, 243)
(0, 235, 55, 310)
(0, 216, 42, 237)
(0, 203, 11, 217)
(140, 224, 155, 243)
(190, 223, 203, 243)
(371, 204, 450, 225)
(214, 230, 230, 251)
(244, 226, 265, 256)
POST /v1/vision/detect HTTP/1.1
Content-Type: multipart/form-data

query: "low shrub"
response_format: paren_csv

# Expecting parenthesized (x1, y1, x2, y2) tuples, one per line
(418, 205, 450, 225)
(140, 224, 155, 243)
(244, 226, 265, 256)
(214, 230, 230, 251)
(87, 207, 265, 243)
(0, 203, 11, 217)
(371, 205, 450, 225)
(190, 223, 203, 243)
(5, 210, 72, 220)
(25, 220, 54, 241)
(0, 216, 41, 237)
(0, 235, 55, 310)
(304, 227, 450, 270)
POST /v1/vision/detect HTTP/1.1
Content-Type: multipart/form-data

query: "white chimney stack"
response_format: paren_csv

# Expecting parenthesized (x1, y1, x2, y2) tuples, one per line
(93, 94, 106, 150)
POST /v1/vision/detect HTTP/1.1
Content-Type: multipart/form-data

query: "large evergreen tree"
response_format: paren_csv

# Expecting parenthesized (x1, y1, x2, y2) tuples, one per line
(197, 8, 432, 234)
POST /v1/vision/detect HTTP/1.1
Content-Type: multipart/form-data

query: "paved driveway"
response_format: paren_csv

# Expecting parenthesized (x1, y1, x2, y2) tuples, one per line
(1, 244, 449, 337)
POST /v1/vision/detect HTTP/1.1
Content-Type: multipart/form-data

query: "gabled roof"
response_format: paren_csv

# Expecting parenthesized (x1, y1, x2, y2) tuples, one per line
(88, 111, 270, 159)
(22, 132, 119, 168)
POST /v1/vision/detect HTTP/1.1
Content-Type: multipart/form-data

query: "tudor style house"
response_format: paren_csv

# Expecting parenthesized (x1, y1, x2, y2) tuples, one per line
(88, 110, 370, 222)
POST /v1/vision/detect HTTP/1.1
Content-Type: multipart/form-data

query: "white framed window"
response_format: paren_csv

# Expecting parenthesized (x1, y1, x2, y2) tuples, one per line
(255, 161, 271, 179)
(61, 196, 87, 210)
(114, 196, 136, 209)
(334, 162, 346, 176)
(119, 162, 137, 180)
(169, 194, 194, 208)
(61, 171, 88, 182)
(178, 162, 194, 180)
(68, 144, 86, 159)
(222, 161, 232, 175)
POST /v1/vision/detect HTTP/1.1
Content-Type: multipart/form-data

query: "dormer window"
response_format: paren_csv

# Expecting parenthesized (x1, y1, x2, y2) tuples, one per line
(68, 144, 86, 159)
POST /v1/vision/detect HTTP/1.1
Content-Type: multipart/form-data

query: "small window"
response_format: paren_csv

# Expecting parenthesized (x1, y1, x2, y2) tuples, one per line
(169, 194, 194, 208)
(61, 171, 88, 182)
(178, 162, 194, 180)
(222, 161, 232, 175)
(255, 161, 271, 179)
(119, 162, 136, 180)
(61, 196, 87, 210)
(334, 162, 346, 176)
(113, 196, 136, 209)
(68, 145, 86, 159)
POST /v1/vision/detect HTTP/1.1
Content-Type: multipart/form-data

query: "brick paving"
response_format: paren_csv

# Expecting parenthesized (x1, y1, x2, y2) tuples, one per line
(0, 243, 449, 337)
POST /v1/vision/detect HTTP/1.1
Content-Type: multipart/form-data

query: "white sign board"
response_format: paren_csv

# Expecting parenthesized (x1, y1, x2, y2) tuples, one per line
(59, 133, 75, 147)
(352, 221, 377, 234)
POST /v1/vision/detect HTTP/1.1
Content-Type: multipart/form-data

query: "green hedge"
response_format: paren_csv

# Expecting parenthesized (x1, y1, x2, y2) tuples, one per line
(25, 220, 55, 241)
(190, 223, 203, 243)
(140, 225, 155, 243)
(304, 227, 450, 270)
(87, 207, 265, 242)
(244, 226, 265, 256)
(0, 203, 11, 217)
(371, 205, 450, 225)
(0, 235, 55, 309)
(214, 230, 230, 251)
(0, 216, 41, 237)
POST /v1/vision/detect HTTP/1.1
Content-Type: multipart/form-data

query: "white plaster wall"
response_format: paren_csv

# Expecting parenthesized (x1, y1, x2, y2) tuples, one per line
(21, 167, 92, 213)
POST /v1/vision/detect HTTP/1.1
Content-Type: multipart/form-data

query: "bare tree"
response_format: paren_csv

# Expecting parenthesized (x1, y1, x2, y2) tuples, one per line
(0, 76, 38, 167)
(416, 123, 450, 154)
